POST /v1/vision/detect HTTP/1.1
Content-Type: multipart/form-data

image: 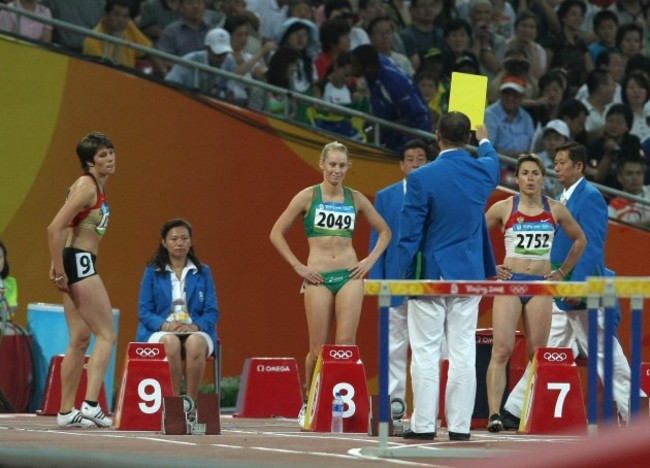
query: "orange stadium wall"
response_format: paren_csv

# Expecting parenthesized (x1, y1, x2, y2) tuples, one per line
(2, 35, 649, 398)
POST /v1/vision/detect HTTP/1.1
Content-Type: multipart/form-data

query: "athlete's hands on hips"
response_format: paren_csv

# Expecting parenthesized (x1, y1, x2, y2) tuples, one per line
(349, 258, 373, 279)
(495, 264, 512, 280)
(295, 264, 323, 284)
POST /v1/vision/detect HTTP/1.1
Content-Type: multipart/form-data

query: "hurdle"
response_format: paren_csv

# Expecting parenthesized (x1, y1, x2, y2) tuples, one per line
(360, 277, 649, 459)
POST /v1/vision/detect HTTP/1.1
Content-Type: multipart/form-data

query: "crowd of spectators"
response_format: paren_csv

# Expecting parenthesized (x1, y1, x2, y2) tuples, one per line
(2, 0, 650, 227)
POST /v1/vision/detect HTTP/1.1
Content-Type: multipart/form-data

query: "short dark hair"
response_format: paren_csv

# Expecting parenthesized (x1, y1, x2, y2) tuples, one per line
(0, 240, 9, 279)
(586, 68, 610, 95)
(515, 10, 539, 29)
(76, 132, 114, 172)
(559, 99, 588, 120)
(443, 19, 472, 39)
(595, 48, 620, 69)
(625, 53, 650, 76)
(616, 22, 643, 49)
(319, 18, 351, 53)
(515, 153, 546, 177)
(223, 14, 249, 35)
(617, 157, 646, 174)
(538, 70, 566, 94)
(351, 44, 379, 67)
(555, 142, 587, 173)
(402, 139, 433, 161)
(437, 111, 470, 146)
(592, 8, 618, 30)
(621, 72, 650, 109)
(557, 0, 586, 22)
(606, 103, 634, 131)
(105, 0, 136, 16)
(325, 0, 353, 19)
(366, 16, 392, 36)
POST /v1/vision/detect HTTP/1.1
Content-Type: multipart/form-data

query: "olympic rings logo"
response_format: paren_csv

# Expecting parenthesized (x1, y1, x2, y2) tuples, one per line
(136, 347, 160, 358)
(510, 285, 529, 295)
(543, 351, 567, 362)
(329, 350, 353, 360)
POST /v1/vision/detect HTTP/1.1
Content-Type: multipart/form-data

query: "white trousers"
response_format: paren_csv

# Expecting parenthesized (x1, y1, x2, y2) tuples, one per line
(388, 302, 409, 401)
(407, 296, 480, 434)
(504, 301, 633, 420)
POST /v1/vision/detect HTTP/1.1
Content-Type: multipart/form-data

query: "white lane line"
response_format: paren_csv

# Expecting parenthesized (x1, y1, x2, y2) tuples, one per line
(347, 448, 453, 467)
(249, 446, 359, 460)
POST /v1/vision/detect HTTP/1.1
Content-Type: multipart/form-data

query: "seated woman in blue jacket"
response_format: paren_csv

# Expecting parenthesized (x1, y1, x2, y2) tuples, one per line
(136, 218, 219, 401)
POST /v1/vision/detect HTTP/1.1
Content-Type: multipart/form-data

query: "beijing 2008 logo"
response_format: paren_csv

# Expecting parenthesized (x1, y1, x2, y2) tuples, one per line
(329, 350, 353, 360)
(543, 351, 567, 362)
(136, 347, 160, 358)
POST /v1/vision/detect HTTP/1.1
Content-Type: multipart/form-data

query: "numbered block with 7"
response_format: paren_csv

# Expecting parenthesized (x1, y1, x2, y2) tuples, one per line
(114, 342, 174, 431)
(520, 347, 587, 435)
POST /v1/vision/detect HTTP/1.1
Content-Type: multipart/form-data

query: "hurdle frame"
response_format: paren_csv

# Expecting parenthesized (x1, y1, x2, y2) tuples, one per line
(360, 277, 649, 459)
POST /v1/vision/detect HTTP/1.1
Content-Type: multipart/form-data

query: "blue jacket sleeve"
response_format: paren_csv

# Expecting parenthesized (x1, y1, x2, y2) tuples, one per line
(398, 172, 426, 278)
(477, 140, 501, 187)
(369, 192, 386, 280)
(190, 266, 219, 337)
(384, 72, 432, 132)
(571, 189, 607, 281)
(138, 267, 166, 333)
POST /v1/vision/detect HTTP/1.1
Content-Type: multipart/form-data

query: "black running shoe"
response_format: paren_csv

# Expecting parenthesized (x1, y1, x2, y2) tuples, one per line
(487, 413, 503, 433)
(500, 409, 520, 430)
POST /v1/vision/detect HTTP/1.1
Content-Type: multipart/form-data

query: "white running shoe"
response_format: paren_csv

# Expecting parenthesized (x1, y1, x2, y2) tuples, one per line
(81, 402, 112, 428)
(57, 408, 96, 428)
(298, 402, 307, 429)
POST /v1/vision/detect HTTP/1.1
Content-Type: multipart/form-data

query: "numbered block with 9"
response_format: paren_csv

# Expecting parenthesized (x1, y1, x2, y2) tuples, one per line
(114, 342, 174, 431)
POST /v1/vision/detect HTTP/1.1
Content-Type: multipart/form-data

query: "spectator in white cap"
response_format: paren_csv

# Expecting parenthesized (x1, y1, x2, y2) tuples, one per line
(165, 27, 237, 98)
(538, 119, 571, 197)
(485, 74, 535, 158)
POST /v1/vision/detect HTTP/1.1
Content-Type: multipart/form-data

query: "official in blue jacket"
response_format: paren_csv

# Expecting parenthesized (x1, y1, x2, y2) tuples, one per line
(370, 139, 432, 403)
(397, 112, 499, 440)
(136, 219, 219, 401)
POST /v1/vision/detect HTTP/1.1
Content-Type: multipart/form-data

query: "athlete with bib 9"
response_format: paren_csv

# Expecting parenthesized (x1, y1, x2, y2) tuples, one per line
(484, 153, 586, 432)
(270, 140, 391, 427)
(46, 132, 116, 429)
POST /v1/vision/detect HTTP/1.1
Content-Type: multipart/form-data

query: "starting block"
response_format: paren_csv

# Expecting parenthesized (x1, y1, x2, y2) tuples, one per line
(520, 347, 587, 435)
(113, 342, 174, 430)
(233, 357, 303, 418)
(162, 394, 221, 435)
(37, 355, 109, 415)
(303, 345, 370, 433)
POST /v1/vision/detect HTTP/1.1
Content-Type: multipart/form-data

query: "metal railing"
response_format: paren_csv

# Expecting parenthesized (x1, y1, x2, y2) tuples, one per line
(1, 3, 648, 224)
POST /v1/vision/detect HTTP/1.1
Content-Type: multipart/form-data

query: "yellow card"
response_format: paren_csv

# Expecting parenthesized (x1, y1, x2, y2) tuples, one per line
(448, 72, 488, 130)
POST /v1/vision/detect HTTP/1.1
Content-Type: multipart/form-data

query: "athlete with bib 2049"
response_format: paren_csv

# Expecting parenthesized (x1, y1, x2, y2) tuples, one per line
(269, 141, 391, 428)
(46, 132, 116, 429)
(484, 153, 586, 432)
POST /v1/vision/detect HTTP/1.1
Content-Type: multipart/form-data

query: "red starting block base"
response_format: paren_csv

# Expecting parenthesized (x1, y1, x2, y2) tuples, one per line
(113, 342, 174, 431)
(520, 347, 587, 435)
(233, 357, 303, 418)
(37, 355, 109, 415)
(304, 345, 370, 433)
(162, 394, 221, 435)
